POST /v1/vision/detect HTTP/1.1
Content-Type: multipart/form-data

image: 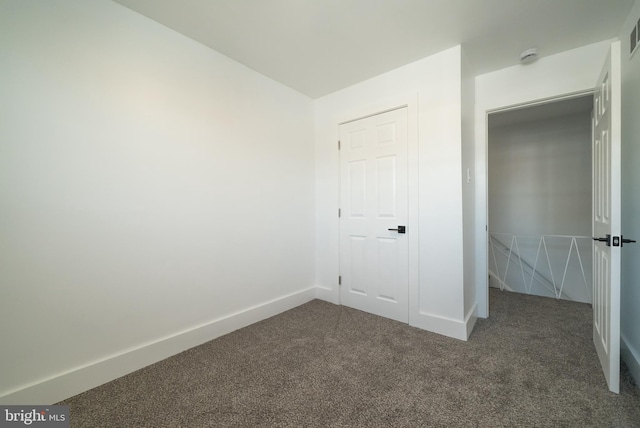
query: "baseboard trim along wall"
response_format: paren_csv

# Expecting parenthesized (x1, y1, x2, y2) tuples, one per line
(464, 304, 478, 340)
(317, 287, 477, 341)
(0, 287, 316, 405)
(314, 286, 336, 304)
(621, 334, 640, 387)
(410, 311, 472, 341)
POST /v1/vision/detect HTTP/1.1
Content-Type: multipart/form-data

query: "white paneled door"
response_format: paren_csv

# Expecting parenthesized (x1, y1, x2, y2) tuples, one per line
(339, 107, 408, 323)
(592, 41, 621, 394)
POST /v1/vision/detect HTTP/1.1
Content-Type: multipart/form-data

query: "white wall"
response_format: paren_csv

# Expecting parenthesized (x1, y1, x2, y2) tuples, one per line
(314, 46, 474, 340)
(0, 0, 315, 404)
(489, 112, 592, 236)
(488, 111, 593, 302)
(462, 47, 477, 325)
(619, 0, 640, 386)
(475, 40, 613, 317)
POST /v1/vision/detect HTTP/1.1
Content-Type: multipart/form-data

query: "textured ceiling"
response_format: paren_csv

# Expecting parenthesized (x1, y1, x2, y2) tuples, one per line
(114, 0, 635, 98)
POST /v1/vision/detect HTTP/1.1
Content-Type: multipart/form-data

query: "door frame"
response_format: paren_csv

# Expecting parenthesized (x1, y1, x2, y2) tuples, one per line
(473, 42, 612, 319)
(477, 89, 595, 317)
(335, 93, 419, 324)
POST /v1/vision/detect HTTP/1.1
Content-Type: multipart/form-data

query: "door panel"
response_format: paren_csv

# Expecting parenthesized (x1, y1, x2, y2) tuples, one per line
(377, 237, 398, 301)
(376, 156, 397, 216)
(592, 41, 621, 394)
(349, 236, 367, 295)
(348, 160, 366, 216)
(340, 107, 408, 323)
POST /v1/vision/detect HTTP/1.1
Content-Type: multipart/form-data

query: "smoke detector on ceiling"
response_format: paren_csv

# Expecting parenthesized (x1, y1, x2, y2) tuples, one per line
(520, 48, 538, 64)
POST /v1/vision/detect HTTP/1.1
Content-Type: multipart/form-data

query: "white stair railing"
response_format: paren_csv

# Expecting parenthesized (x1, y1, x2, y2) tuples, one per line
(489, 233, 592, 303)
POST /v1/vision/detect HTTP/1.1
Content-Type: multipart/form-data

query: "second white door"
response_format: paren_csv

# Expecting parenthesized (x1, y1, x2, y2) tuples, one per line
(339, 107, 408, 323)
(592, 41, 622, 394)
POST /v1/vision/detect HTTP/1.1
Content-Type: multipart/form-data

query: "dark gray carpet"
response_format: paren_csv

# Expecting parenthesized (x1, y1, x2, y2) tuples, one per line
(60, 289, 640, 427)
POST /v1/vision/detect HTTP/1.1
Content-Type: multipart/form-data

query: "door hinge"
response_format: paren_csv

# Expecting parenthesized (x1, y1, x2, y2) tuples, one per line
(338, 208, 341, 218)
(338, 140, 341, 150)
(338, 275, 342, 286)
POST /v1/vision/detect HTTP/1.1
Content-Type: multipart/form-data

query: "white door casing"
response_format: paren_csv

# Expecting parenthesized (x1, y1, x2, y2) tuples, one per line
(339, 107, 409, 323)
(592, 41, 621, 394)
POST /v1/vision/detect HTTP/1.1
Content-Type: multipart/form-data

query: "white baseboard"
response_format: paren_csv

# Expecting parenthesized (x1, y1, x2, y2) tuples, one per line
(410, 311, 470, 341)
(621, 334, 640, 387)
(320, 287, 475, 341)
(464, 303, 478, 340)
(314, 286, 337, 303)
(0, 287, 316, 405)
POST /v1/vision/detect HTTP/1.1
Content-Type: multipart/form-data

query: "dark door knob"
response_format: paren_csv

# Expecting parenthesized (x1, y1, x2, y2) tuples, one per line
(593, 234, 611, 246)
(388, 226, 406, 234)
(621, 235, 636, 247)
(593, 235, 636, 247)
